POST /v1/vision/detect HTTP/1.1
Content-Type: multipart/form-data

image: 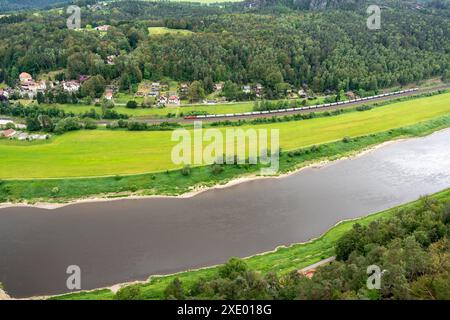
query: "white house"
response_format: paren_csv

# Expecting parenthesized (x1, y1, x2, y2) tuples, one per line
(168, 95, 180, 105)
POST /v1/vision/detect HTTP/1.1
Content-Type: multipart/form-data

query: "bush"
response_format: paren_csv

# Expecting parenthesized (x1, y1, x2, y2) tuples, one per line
(126, 100, 138, 109)
(181, 165, 191, 176)
(210, 164, 224, 175)
(164, 278, 185, 300)
(342, 136, 351, 143)
(114, 285, 142, 300)
(54, 117, 82, 134)
(83, 119, 98, 130)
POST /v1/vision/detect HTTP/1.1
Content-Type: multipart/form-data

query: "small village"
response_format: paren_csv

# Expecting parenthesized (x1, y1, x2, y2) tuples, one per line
(0, 70, 318, 109)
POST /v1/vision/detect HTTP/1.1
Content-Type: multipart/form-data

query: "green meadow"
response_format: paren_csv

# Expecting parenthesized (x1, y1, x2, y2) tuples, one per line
(1, 92, 449, 179)
(148, 27, 194, 36)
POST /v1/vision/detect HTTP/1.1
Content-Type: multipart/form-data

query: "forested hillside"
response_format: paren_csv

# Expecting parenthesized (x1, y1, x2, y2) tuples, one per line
(0, 0, 449, 96)
(0, 0, 70, 13)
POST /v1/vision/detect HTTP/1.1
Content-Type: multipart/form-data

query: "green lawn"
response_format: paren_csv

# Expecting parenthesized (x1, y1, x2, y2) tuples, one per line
(52, 188, 450, 300)
(1, 92, 449, 179)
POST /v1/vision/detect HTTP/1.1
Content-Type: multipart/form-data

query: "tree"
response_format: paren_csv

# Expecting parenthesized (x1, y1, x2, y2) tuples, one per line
(164, 278, 185, 300)
(81, 75, 106, 99)
(26, 117, 41, 131)
(126, 100, 138, 109)
(218, 258, 248, 280)
(187, 81, 205, 103)
(114, 285, 142, 300)
(36, 92, 45, 104)
(222, 81, 240, 101)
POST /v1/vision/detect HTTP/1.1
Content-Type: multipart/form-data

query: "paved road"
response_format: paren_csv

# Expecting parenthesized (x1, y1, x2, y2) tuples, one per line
(99, 84, 450, 125)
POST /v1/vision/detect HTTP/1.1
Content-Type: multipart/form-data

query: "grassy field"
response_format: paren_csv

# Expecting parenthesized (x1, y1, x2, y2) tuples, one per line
(51, 188, 450, 300)
(1, 92, 449, 179)
(36, 101, 260, 118)
(148, 27, 194, 36)
(35, 97, 326, 118)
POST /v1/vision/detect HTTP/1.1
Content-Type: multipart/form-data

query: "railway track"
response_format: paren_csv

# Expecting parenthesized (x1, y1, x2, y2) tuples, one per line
(99, 84, 450, 125)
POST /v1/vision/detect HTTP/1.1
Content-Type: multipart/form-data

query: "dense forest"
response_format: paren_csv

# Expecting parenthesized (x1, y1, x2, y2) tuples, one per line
(0, 0, 449, 96)
(0, 0, 70, 13)
(152, 196, 450, 300)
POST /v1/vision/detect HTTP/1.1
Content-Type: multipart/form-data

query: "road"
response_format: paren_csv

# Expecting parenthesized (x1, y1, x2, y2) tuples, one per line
(100, 84, 449, 125)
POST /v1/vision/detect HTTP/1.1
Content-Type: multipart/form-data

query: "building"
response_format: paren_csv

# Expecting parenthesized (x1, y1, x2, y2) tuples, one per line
(255, 83, 263, 98)
(159, 95, 168, 105)
(94, 25, 110, 32)
(105, 90, 114, 100)
(179, 83, 189, 94)
(168, 95, 180, 105)
(298, 89, 307, 98)
(214, 83, 224, 92)
(19, 72, 33, 84)
(62, 81, 81, 92)
(242, 85, 251, 94)
(1, 128, 16, 138)
(151, 82, 160, 91)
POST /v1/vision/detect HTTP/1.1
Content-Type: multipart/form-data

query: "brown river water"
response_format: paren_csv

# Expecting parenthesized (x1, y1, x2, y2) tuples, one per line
(0, 129, 449, 298)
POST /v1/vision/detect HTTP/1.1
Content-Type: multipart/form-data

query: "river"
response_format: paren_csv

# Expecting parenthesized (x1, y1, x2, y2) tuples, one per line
(1, 129, 449, 298)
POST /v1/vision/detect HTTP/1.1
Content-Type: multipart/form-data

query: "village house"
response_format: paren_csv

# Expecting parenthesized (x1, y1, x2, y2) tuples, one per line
(148, 82, 161, 97)
(213, 83, 224, 92)
(298, 89, 307, 98)
(62, 80, 81, 93)
(19, 72, 33, 85)
(159, 95, 168, 105)
(151, 82, 160, 91)
(255, 83, 263, 98)
(179, 83, 189, 94)
(105, 90, 114, 100)
(242, 85, 251, 94)
(168, 95, 180, 106)
(1, 128, 16, 138)
(94, 25, 110, 31)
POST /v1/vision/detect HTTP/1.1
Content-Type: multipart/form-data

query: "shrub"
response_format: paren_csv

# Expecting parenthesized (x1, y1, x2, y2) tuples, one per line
(164, 278, 185, 300)
(210, 164, 224, 175)
(114, 285, 142, 300)
(181, 165, 191, 176)
(126, 100, 138, 109)
(342, 136, 351, 143)
(83, 119, 98, 130)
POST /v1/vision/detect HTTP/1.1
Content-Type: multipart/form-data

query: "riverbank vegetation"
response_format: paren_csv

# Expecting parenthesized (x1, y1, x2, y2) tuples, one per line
(51, 188, 450, 300)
